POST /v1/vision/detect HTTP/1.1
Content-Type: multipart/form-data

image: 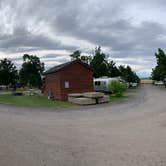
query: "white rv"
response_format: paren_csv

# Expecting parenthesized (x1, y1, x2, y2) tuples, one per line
(94, 77, 124, 92)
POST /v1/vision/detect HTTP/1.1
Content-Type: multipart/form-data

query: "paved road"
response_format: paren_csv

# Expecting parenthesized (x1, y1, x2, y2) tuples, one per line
(0, 85, 166, 166)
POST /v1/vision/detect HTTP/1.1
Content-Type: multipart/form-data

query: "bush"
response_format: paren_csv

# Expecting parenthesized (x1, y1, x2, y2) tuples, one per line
(108, 80, 127, 97)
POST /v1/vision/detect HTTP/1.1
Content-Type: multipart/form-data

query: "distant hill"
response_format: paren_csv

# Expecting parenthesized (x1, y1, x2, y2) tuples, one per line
(140, 77, 151, 80)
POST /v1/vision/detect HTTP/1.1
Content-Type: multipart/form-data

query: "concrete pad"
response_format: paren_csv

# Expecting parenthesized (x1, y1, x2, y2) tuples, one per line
(83, 92, 104, 98)
(98, 95, 110, 104)
(68, 97, 96, 105)
(68, 97, 76, 102)
(68, 93, 83, 98)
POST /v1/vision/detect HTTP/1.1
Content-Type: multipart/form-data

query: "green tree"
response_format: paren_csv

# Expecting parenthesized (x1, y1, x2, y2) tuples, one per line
(0, 58, 18, 86)
(152, 66, 161, 81)
(70, 50, 91, 64)
(80, 55, 91, 64)
(119, 65, 139, 83)
(70, 50, 81, 60)
(108, 80, 127, 97)
(107, 60, 120, 77)
(19, 54, 44, 87)
(151, 48, 166, 81)
(90, 47, 108, 78)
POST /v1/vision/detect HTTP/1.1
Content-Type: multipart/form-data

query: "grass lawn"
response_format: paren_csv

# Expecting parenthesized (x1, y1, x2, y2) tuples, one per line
(0, 94, 72, 108)
(109, 87, 139, 103)
(0, 87, 40, 93)
(110, 95, 128, 102)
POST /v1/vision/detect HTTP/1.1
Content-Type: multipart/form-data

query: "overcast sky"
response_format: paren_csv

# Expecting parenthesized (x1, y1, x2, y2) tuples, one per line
(0, 0, 166, 77)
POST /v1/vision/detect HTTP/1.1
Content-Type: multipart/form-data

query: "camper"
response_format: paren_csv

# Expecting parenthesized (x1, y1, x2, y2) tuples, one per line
(94, 77, 124, 92)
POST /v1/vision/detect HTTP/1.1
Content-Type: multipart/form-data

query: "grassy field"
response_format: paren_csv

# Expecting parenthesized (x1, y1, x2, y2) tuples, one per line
(0, 94, 72, 107)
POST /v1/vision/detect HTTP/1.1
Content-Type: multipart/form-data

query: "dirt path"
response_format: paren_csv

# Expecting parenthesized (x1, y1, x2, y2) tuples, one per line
(0, 85, 166, 166)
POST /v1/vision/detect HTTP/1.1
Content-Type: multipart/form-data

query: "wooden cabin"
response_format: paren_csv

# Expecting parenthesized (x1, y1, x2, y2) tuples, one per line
(42, 60, 94, 100)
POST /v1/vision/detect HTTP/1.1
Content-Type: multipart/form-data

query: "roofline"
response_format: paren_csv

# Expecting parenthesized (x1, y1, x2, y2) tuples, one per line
(43, 59, 93, 75)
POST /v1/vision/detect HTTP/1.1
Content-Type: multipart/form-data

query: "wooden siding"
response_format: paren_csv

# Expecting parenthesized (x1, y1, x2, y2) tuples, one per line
(43, 62, 94, 100)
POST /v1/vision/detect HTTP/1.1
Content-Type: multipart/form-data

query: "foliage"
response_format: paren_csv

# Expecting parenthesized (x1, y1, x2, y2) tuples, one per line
(90, 47, 108, 78)
(119, 65, 140, 83)
(110, 95, 128, 102)
(19, 54, 44, 87)
(0, 58, 18, 86)
(107, 60, 120, 77)
(70, 50, 81, 60)
(151, 48, 166, 81)
(70, 47, 140, 81)
(108, 80, 127, 97)
(0, 94, 71, 107)
(80, 55, 91, 64)
(70, 50, 91, 64)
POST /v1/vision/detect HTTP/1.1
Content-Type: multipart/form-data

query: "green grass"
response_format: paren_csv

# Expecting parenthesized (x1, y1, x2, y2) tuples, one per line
(0, 89, 11, 92)
(0, 87, 39, 92)
(0, 94, 72, 108)
(109, 87, 139, 103)
(109, 95, 128, 102)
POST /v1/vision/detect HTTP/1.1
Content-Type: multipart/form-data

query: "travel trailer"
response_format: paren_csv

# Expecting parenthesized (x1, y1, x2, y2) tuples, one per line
(94, 77, 124, 92)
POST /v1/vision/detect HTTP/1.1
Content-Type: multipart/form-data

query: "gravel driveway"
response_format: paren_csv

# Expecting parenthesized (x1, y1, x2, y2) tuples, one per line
(0, 85, 166, 166)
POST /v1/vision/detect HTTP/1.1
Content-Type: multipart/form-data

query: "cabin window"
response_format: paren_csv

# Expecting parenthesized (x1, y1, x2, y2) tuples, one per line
(65, 81, 70, 88)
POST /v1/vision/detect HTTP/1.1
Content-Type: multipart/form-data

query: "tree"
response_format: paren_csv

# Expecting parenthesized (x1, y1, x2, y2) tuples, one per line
(19, 54, 44, 87)
(0, 58, 18, 86)
(90, 47, 121, 78)
(108, 80, 127, 97)
(119, 65, 139, 83)
(70, 50, 81, 60)
(151, 48, 166, 81)
(80, 55, 91, 64)
(70, 47, 139, 82)
(70, 50, 91, 64)
(152, 66, 161, 81)
(107, 60, 120, 77)
(90, 47, 108, 78)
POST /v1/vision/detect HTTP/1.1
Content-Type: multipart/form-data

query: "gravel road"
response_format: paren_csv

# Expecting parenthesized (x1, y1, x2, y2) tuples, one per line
(0, 85, 166, 166)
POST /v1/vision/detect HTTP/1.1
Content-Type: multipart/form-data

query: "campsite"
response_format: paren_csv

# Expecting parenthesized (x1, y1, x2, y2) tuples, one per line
(2, 1, 166, 165)
(0, 84, 166, 166)
(0, 49, 165, 165)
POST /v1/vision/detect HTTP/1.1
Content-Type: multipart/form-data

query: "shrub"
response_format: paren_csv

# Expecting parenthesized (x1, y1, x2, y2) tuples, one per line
(108, 80, 127, 97)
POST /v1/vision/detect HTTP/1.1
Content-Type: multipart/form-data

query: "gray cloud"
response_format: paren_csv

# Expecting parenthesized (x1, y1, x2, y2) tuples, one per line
(1, 0, 166, 77)
(0, 27, 77, 53)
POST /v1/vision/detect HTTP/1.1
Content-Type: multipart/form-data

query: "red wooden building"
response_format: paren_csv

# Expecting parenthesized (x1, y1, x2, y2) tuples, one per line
(42, 60, 94, 100)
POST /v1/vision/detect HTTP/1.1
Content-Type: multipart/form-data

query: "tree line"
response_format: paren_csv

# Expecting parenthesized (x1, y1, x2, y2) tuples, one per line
(152, 48, 166, 81)
(0, 47, 139, 88)
(70, 47, 140, 83)
(0, 54, 44, 88)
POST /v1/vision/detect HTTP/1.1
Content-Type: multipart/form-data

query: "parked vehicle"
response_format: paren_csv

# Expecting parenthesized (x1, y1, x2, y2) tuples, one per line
(127, 82, 138, 88)
(94, 77, 124, 92)
(131, 82, 138, 87)
(154, 81, 164, 86)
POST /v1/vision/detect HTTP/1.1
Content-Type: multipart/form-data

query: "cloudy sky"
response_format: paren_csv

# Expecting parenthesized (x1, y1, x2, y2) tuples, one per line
(0, 0, 166, 77)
